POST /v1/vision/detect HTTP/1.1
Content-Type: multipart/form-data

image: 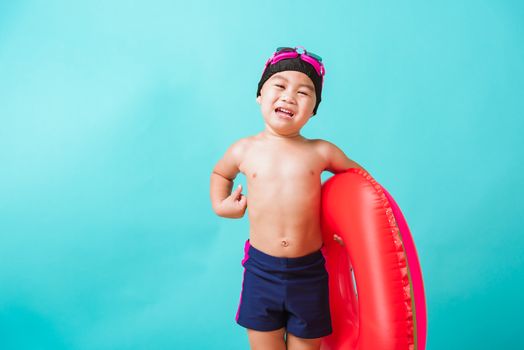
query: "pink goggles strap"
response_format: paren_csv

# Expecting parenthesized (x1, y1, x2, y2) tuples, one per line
(264, 50, 325, 81)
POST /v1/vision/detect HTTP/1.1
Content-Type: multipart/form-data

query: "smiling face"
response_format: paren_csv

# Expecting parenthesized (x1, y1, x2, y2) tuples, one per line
(256, 70, 317, 137)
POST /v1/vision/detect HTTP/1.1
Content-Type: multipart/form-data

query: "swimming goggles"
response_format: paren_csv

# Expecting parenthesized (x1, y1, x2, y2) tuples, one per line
(263, 46, 325, 82)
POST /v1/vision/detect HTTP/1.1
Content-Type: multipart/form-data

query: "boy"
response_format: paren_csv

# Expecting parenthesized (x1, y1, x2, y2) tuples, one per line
(209, 46, 366, 350)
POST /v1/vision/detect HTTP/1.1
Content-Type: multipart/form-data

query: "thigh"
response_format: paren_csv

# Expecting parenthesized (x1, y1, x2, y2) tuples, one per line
(247, 327, 286, 350)
(286, 332, 322, 350)
(285, 269, 332, 338)
(236, 269, 286, 331)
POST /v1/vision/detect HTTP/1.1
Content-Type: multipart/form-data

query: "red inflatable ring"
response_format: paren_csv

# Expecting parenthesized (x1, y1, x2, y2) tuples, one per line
(320, 168, 427, 350)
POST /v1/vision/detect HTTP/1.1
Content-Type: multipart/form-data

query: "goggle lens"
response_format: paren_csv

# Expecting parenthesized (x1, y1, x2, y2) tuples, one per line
(276, 47, 323, 63)
(276, 47, 296, 53)
(306, 51, 322, 62)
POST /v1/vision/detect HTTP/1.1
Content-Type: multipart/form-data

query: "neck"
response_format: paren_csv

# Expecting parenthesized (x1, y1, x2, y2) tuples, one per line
(262, 128, 303, 140)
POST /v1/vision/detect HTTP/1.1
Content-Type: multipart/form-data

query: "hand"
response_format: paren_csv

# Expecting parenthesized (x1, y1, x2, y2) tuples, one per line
(333, 234, 345, 246)
(217, 184, 248, 218)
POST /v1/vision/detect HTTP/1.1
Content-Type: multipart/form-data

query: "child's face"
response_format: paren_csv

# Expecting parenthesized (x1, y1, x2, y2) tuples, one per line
(257, 70, 316, 136)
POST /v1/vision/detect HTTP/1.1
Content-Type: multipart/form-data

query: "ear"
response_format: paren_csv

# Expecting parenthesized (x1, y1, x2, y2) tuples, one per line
(309, 107, 316, 118)
(256, 96, 261, 105)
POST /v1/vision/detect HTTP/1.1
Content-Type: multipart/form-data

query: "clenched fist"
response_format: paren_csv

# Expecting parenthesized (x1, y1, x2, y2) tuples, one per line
(215, 184, 248, 219)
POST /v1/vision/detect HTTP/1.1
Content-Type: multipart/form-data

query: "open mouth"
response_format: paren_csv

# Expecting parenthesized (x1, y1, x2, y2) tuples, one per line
(275, 107, 295, 119)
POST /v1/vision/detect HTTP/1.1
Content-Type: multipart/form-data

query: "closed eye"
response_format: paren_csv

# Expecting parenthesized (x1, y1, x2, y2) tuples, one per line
(274, 84, 285, 89)
(298, 91, 309, 96)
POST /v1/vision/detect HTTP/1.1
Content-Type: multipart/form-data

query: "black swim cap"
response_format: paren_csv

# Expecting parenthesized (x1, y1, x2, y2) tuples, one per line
(256, 57, 323, 115)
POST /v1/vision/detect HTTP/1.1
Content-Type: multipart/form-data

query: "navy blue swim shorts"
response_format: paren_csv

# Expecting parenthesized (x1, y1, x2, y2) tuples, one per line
(235, 240, 332, 339)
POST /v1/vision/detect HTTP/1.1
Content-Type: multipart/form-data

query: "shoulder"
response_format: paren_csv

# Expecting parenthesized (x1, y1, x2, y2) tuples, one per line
(213, 137, 253, 178)
(224, 135, 256, 160)
(309, 138, 343, 157)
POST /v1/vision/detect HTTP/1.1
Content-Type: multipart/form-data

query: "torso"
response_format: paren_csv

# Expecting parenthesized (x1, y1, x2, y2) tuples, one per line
(238, 133, 328, 257)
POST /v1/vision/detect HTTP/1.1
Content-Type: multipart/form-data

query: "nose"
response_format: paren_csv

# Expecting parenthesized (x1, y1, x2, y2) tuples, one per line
(281, 93, 296, 104)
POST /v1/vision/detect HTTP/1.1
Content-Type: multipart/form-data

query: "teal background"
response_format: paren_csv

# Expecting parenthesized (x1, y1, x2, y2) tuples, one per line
(1, 1, 522, 349)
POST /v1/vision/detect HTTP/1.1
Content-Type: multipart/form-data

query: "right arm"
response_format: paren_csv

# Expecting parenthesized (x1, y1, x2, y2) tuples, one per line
(210, 139, 248, 218)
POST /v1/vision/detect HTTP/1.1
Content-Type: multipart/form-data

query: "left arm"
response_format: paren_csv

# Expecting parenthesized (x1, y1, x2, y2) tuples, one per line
(317, 140, 369, 246)
(317, 140, 368, 174)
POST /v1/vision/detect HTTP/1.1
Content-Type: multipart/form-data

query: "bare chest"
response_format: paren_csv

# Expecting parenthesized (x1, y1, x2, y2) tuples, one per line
(240, 144, 326, 180)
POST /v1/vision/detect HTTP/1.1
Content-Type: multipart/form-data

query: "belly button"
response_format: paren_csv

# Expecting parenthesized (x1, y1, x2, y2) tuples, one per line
(281, 240, 289, 247)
